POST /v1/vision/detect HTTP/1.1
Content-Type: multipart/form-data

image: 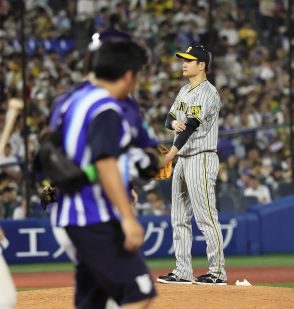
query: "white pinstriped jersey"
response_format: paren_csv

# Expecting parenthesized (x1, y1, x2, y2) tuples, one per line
(169, 80, 221, 156)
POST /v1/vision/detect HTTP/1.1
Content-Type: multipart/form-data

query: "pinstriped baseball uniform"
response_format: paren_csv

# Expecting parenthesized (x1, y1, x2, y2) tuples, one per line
(169, 79, 227, 281)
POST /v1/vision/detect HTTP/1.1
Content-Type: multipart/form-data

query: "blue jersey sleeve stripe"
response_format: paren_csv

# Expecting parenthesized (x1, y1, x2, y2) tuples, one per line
(75, 97, 115, 163)
(50, 82, 90, 129)
(49, 94, 67, 129)
(65, 88, 110, 160)
(62, 84, 93, 157)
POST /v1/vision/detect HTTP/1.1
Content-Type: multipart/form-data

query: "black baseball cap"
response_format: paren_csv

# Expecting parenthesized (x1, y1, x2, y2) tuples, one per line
(176, 45, 211, 68)
(99, 29, 131, 42)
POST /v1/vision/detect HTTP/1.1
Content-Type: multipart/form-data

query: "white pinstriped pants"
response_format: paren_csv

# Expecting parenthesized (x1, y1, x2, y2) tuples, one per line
(171, 152, 227, 281)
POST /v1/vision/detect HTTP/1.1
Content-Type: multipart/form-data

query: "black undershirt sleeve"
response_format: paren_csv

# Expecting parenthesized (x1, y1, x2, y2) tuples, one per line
(174, 117, 201, 150)
(165, 113, 176, 130)
(87, 109, 122, 161)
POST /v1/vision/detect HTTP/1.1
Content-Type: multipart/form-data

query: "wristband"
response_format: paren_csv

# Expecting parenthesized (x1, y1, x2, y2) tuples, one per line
(83, 164, 98, 183)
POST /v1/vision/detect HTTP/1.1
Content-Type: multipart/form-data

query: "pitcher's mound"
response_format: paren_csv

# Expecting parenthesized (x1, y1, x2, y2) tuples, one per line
(17, 284, 294, 309)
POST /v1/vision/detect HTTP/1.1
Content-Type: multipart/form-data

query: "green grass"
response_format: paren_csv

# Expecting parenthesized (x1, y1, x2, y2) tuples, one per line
(9, 254, 294, 273)
(10, 262, 74, 273)
(147, 254, 294, 269)
(257, 283, 294, 289)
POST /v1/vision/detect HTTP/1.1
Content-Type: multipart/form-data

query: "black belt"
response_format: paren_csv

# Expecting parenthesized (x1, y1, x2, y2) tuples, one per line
(178, 150, 217, 158)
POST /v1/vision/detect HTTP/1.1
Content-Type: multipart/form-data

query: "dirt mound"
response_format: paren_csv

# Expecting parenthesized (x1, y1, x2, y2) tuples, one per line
(13, 266, 294, 289)
(17, 284, 294, 309)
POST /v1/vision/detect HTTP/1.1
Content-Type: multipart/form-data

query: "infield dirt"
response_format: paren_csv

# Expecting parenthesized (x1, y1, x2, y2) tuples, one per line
(14, 266, 294, 308)
(17, 285, 294, 309)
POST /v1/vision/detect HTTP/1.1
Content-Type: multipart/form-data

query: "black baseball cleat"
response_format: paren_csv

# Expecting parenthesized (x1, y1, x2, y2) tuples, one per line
(193, 273, 227, 285)
(157, 273, 192, 285)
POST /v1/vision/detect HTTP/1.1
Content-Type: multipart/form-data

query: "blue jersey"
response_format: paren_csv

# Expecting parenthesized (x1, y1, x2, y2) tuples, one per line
(119, 97, 158, 149)
(51, 85, 158, 150)
(50, 82, 133, 227)
(50, 82, 158, 227)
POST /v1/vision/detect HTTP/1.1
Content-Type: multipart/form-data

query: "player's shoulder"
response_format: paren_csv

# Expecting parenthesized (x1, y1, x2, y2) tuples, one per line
(204, 81, 221, 102)
(82, 85, 123, 116)
(120, 96, 140, 112)
(204, 80, 218, 95)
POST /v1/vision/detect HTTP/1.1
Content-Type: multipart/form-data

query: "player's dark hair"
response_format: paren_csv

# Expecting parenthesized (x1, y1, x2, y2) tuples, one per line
(91, 40, 148, 81)
(196, 60, 210, 72)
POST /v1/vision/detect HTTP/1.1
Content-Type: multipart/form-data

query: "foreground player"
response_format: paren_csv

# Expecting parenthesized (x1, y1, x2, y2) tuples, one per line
(46, 30, 158, 267)
(0, 227, 17, 309)
(49, 40, 156, 308)
(158, 46, 227, 285)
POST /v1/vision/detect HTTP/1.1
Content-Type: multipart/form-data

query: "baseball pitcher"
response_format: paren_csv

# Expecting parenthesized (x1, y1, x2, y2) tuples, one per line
(157, 45, 227, 285)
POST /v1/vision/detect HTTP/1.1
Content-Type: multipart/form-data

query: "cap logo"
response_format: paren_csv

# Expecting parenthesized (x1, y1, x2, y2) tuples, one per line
(186, 47, 192, 53)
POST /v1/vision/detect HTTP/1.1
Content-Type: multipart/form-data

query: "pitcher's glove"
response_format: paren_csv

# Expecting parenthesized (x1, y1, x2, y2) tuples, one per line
(154, 145, 173, 180)
(40, 185, 57, 210)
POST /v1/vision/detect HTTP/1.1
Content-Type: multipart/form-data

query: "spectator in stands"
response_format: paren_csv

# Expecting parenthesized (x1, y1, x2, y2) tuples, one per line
(93, 6, 109, 32)
(244, 174, 272, 204)
(11, 199, 27, 220)
(0, 143, 21, 180)
(129, 0, 147, 10)
(264, 166, 283, 194)
(149, 119, 170, 142)
(0, 172, 10, 190)
(237, 168, 252, 191)
(239, 20, 257, 48)
(1, 0, 292, 215)
(76, 0, 99, 21)
(218, 18, 240, 46)
(141, 189, 169, 216)
(247, 147, 261, 166)
(226, 154, 239, 186)
(0, 184, 23, 219)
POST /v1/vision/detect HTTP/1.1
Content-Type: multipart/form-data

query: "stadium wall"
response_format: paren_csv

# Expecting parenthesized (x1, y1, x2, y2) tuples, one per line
(1, 196, 294, 264)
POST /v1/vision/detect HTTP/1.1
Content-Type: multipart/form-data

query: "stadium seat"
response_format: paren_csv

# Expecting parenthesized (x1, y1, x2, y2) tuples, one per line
(43, 39, 53, 52)
(137, 190, 147, 204)
(10, 39, 21, 52)
(26, 39, 37, 54)
(52, 38, 75, 55)
(217, 193, 236, 213)
(278, 182, 293, 198)
(266, 183, 276, 200)
(239, 196, 259, 212)
(156, 178, 172, 204)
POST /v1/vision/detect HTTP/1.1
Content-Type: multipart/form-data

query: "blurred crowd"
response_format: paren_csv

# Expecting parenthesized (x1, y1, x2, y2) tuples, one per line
(0, 0, 293, 218)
